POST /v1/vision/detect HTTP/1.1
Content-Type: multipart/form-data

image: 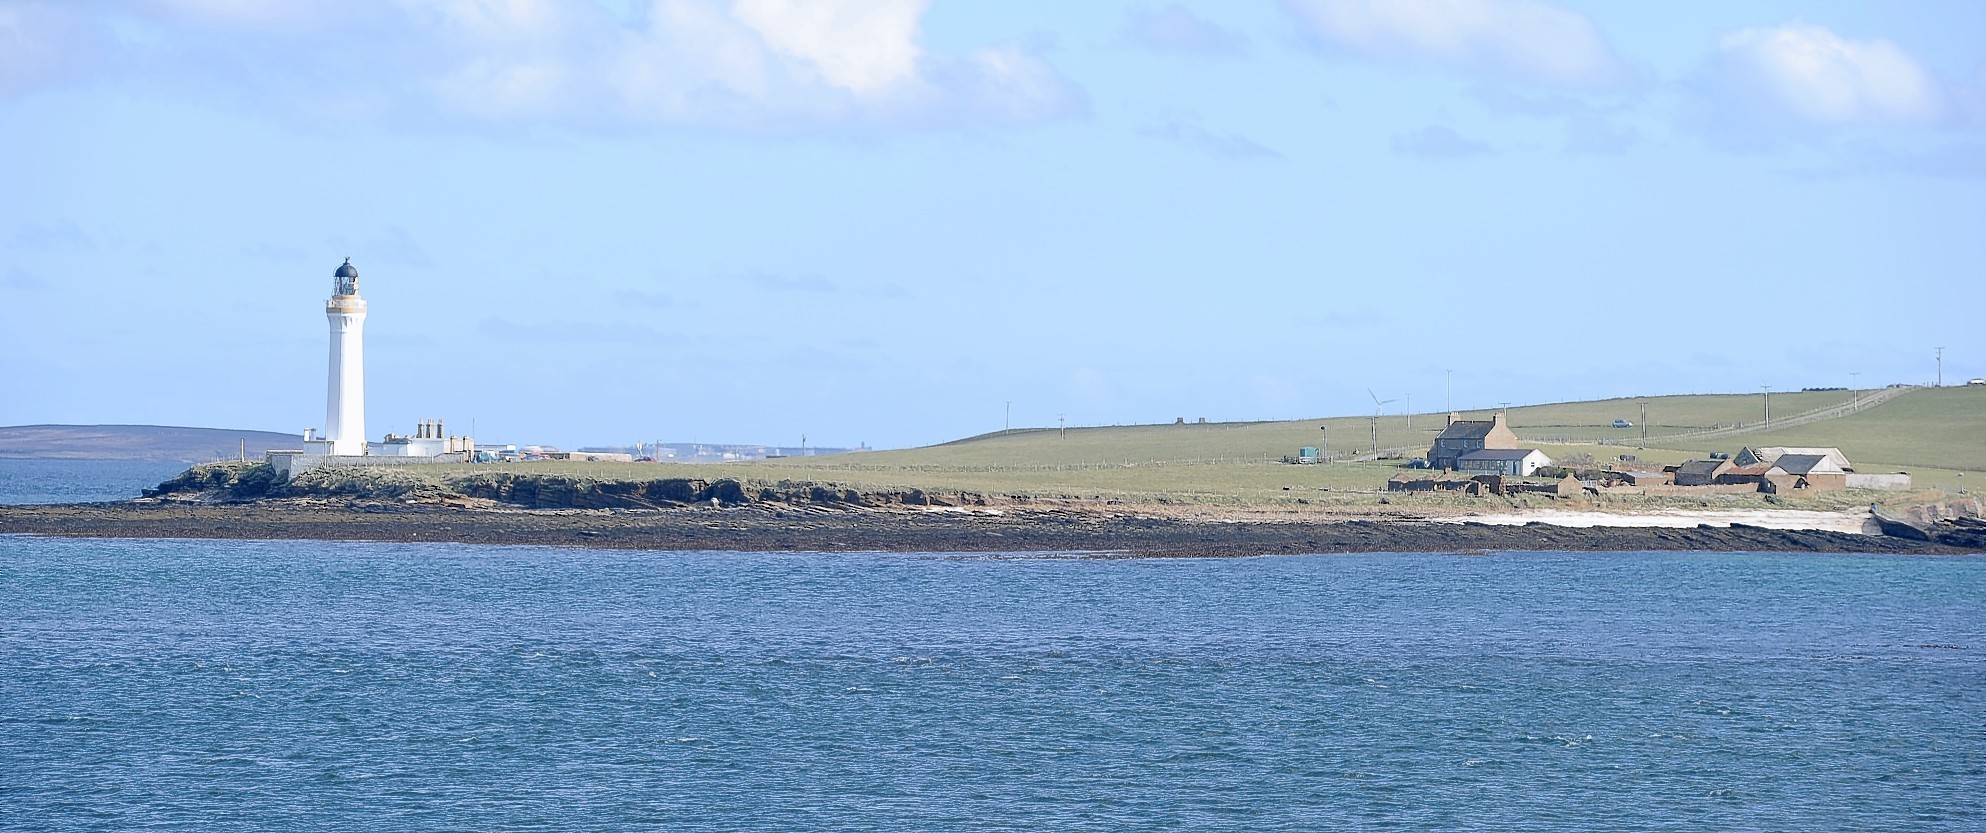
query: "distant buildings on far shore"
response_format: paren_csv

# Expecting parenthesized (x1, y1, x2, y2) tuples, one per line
(574, 442, 869, 463)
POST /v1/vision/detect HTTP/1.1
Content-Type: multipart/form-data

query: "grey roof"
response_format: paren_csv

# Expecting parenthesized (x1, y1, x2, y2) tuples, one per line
(334, 258, 358, 278)
(1436, 421, 1497, 440)
(1745, 446, 1852, 469)
(1457, 448, 1540, 461)
(1769, 454, 1839, 476)
(1676, 459, 1729, 477)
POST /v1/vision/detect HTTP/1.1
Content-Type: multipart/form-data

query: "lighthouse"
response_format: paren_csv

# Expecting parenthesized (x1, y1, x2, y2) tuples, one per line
(324, 258, 367, 455)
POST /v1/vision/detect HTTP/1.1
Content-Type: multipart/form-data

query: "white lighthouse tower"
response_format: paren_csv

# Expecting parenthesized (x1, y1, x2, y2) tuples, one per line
(324, 257, 367, 456)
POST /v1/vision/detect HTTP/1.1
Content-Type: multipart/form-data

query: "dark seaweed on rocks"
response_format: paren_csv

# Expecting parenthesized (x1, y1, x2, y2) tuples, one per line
(145, 462, 281, 500)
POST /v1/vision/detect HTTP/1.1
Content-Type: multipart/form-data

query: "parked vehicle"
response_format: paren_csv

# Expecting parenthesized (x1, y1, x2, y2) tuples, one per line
(1611, 419, 1634, 428)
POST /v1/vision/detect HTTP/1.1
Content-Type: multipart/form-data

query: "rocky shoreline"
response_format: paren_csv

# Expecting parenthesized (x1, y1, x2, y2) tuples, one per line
(4, 499, 1981, 557)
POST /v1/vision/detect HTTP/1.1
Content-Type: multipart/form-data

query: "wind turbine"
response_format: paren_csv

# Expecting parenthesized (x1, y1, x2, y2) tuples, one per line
(1367, 388, 1398, 454)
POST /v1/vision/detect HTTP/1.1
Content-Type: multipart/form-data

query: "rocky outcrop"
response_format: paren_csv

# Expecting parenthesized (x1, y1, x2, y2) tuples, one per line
(1927, 517, 1986, 550)
(448, 474, 749, 509)
(146, 464, 1001, 512)
(144, 462, 283, 500)
(1870, 498, 1984, 547)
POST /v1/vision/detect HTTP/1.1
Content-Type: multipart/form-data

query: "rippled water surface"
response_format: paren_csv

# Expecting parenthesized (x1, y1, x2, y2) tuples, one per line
(0, 459, 190, 505)
(2, 537, 1982, 831)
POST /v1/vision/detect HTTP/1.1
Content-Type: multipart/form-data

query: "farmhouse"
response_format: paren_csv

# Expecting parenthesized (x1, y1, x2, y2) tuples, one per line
(1455, 448, 1553, 477)
(1428, 412, 1521, 469)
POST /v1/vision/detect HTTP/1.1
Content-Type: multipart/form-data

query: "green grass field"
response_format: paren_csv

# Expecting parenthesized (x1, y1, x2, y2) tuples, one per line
(427, 385, 1978, 506)
(1636, 386, 1984, 473)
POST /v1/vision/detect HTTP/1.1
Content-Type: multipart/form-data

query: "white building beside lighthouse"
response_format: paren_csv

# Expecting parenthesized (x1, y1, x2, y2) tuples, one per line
(323, 257, 367, 455)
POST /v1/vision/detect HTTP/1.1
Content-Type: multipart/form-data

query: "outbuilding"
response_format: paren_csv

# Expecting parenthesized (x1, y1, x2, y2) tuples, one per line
(1734, 446, 1853, 471)
(1614, 470, 1671, 487)
(1673, 458, 1734, 486)
(1713, 463, 1771, 486)
(1765, 454, 1848, 490)
(1454, 448, 1552, 477)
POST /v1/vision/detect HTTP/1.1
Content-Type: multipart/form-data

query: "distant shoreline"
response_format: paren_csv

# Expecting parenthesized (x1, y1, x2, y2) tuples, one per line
(3, 501, 1977, 557)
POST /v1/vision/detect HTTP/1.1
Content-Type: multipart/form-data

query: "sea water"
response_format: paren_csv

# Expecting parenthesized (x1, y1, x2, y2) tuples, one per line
(1, 536, 1981, 832)
(0, 459, 190, 505)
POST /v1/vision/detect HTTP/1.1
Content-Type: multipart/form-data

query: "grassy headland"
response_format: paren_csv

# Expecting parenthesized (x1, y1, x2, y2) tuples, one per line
(148, 385, 1976, 514)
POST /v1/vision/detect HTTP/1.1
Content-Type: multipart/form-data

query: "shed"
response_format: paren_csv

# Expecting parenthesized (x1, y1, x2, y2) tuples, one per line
(1674, 458, 1734, 486)
(1712, 463, 1771, 486)
(1616, 470, 1671, 486)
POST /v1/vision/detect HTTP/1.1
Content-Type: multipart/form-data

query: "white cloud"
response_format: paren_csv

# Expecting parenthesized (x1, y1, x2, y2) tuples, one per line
(134, 0, 348, 29)
(1708, 22, 1945, 128)
(732, 0, 924, 94)
(1, 0, 1084, 132)
(418, 0, 1085, 131)
(1282, 0, 1627, 90)
(596, 0, 1084, 130)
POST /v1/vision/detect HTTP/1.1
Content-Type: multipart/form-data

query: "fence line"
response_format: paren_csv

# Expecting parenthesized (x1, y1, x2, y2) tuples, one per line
(1523, 387, 1913, 448)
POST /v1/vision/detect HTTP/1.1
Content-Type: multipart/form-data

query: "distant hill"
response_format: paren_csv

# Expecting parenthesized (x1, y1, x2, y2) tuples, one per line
(0, 425, 304, 463)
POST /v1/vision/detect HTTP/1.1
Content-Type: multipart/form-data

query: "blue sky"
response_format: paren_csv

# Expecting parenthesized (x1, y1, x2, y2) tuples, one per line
(2, 0, 1981, 450)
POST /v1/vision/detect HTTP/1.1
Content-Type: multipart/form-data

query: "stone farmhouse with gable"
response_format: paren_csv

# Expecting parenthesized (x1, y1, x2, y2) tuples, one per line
(1428, 412, 1520, 469)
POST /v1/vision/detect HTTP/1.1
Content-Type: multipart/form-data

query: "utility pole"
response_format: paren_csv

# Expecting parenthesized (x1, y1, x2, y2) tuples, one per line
(1058, 414, 1065, 439)
(1369, 415, 1378, 454)
(1405, 393, 1411, 430)
(1638, 400, 1647, 449)
(1005, 401, 1011, 431)
(1936, 346, 1944, 387)
(1849, 372, 1859, 394)
(1761, 384, 1771, 421)
(1446, 370, 1452, 413)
